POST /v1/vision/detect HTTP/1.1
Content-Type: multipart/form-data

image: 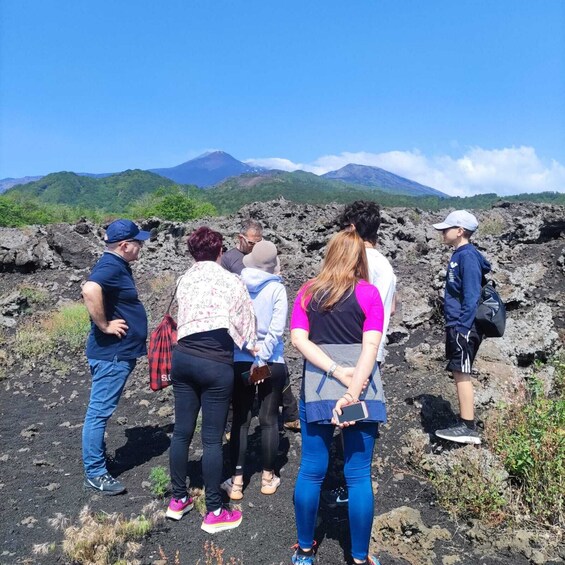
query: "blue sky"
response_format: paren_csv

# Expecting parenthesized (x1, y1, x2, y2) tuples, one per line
(1, 0, 564, 195)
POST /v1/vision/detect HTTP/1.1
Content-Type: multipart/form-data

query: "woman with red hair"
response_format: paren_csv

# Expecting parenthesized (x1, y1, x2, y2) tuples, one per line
(166, 226, 256, 534)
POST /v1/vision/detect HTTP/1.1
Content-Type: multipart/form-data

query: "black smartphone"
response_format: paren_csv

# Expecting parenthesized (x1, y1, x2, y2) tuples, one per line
(333, 401, 368, 424)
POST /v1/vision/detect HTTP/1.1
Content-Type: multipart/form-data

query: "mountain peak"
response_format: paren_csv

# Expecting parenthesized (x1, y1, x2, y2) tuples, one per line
(149, 151, 263, 187)
(323, 163, 447, 197)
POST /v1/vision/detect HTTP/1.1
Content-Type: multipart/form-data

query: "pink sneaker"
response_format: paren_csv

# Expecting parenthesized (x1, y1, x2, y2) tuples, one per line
(166, 496, 194, 521)
(201, 507, 242, 533)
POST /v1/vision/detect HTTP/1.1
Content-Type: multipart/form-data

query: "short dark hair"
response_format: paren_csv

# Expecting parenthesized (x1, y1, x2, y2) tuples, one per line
(337, 201, 381, 245)
(187, 226, 223, 262)
(462, 228, 474, 239)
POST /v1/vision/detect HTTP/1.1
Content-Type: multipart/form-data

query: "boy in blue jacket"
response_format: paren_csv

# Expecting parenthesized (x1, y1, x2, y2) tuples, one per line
(433, 210, 491, 444)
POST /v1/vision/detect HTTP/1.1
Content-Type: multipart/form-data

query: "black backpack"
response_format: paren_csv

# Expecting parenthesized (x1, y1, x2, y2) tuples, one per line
(475, 279, 506, 337)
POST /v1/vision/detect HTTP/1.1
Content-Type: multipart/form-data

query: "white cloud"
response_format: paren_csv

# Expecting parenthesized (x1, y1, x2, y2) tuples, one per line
(246, 146, 565, 197)
(246, 157, 305, 172)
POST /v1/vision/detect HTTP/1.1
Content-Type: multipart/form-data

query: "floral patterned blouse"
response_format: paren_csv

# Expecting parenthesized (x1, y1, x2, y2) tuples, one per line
(176, 260, 256, 350)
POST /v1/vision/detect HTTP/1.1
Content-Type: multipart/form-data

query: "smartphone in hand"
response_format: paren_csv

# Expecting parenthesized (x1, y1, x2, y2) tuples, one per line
(333, 401, 368, 424)
(241, 364, 271, 386)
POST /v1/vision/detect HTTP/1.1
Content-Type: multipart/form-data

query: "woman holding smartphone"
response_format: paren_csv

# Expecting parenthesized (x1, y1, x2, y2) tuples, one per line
(290, 229, 385, 565)
(221, 240, 288, 499)
(166, 227, 256, 534)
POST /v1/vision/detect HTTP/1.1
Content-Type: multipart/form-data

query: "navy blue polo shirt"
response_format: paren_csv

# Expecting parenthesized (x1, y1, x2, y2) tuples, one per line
(85, 252, 148, 361)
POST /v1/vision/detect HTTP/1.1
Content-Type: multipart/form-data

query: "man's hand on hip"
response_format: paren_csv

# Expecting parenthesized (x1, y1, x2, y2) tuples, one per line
(102, 319, 128, 338)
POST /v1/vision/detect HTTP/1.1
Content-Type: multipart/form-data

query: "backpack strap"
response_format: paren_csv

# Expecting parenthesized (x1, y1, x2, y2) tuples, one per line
(165, 276, 183, 315)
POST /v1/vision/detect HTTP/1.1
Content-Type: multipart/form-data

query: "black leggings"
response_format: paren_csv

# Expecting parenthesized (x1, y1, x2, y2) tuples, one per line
(169, 349, 233, 512)
(230, 361, 286, 475)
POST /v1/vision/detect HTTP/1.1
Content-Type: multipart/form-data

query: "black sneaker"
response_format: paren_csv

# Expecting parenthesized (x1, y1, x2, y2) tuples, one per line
(435, 423, 481, 445)
(321, 485, 348, 507)
(84, 473, 126, 495)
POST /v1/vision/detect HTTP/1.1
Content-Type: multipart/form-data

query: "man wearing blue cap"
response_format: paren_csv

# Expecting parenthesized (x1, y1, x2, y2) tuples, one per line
(432, 210, 491, 445)
(81, 219, 150, 494)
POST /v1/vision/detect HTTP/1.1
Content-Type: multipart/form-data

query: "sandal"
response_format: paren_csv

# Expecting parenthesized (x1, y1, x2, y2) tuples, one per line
(261, 473, 281, 495)
(220, 477, 244, 500)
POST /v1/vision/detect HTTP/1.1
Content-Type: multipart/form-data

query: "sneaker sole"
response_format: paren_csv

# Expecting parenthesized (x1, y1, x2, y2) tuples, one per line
(200, 516, 242, 534)
(220, 483, 244, 500)
(260, 486, 279, 495)
(435, 432, 482, 445)
(261, 479, 281, 495)
(165, 502, 194, 521)
(83, 482, 126, 496)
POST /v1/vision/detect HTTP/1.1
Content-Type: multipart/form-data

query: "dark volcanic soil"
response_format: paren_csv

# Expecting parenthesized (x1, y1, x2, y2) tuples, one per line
(1, 200, 563, 565)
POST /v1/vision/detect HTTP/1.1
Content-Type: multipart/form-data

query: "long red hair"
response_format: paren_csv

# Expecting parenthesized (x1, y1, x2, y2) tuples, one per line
(301, 229, 368, 311)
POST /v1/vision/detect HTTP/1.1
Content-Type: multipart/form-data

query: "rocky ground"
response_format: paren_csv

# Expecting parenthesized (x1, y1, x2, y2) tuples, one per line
(0, 200, 564, 565)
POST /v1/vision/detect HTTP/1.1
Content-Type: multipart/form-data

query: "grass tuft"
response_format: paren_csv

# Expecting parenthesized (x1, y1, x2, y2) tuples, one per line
(479, 215, 506, 236)
(62, 504, 163, 565)
(190, 487, 207, 516)
(14, 302, 90, 359)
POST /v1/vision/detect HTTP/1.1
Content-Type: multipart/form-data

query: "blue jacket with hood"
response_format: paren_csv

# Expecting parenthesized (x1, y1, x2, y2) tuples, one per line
(444, 243, 491, 334)
(234, 268, 287, 364)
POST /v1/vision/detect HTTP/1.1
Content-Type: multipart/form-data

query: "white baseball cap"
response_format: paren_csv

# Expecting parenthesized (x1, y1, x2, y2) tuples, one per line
(433, 210, 478, 232)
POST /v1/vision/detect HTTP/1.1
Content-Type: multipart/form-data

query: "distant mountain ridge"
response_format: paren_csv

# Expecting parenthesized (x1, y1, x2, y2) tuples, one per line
(323, 163, 447, 197)
(5, 170, 180, 212)
(1, 150, 447, 198)
(0, 176, 43, 193)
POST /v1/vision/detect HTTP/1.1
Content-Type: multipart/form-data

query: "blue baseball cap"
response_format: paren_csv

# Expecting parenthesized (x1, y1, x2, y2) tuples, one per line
(104, 219, 151, 244)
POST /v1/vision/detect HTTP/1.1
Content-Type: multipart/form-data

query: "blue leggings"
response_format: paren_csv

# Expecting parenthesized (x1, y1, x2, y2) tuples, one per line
(294, 401, 378, 561)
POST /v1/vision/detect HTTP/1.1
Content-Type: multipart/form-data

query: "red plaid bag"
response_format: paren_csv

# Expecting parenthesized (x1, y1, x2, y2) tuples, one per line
(148, 282, 180, 391)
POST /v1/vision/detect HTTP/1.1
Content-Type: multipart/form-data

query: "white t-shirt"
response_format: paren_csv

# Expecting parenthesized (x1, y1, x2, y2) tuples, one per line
(366, 247, 397, 363)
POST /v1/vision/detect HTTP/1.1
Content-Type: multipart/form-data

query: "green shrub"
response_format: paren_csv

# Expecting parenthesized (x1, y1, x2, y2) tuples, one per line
(149, 466, 170, 498)
(486, 374, 565, 526)
(129, 185, 217, 221)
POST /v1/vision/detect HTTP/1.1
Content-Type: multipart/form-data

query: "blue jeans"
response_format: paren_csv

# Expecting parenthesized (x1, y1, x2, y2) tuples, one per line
(169, 349, 233, 512)
(82, 357, 136, 479)
(294, 400, 378, 561)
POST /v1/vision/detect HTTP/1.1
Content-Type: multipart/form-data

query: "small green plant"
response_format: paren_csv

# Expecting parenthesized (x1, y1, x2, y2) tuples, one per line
(428, 452, 507, 524)
(18, 284, 49, 305)
(486, 372, 565, 527)
(149, 466, 170, 498)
